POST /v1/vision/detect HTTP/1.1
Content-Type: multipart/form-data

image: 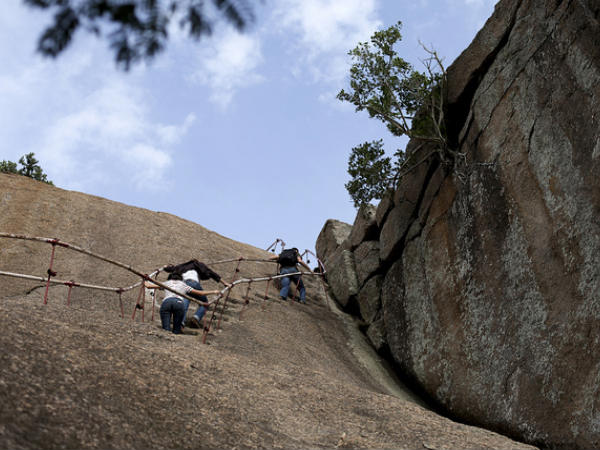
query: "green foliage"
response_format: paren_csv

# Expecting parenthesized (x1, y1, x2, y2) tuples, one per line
(1, 153, 54, 185)
(345, 140, 407, 208)
(0, 160, 18, 174)
(338, 21, 448, 207)
(338, 22, 427, 137)
(345, 140, 392, 207)
(23, 0, 256, 70)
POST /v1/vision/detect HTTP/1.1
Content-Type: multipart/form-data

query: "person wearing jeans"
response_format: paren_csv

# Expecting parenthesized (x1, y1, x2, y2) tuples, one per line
(164, 259, 231, 329)
(145, 273, 220, 334)
(185, 279, 209, 328)
(270, 247, 312, 303)
(159, 296, 186, 334)
(279, 266, 306, 303)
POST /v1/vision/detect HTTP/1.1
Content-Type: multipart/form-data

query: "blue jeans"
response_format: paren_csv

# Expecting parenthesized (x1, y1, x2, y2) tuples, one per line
(279, 266, 305, 302)
(181, 279, 208, 327)
(160, 297, 185, 334)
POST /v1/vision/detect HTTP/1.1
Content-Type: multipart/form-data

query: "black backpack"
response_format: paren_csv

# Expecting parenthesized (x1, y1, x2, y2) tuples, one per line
(278, 248, 298, 267)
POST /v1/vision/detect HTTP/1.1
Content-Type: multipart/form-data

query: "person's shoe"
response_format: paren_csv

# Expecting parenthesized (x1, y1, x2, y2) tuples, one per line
(279, 296, 288, 301)
(190, 316, 201, 328)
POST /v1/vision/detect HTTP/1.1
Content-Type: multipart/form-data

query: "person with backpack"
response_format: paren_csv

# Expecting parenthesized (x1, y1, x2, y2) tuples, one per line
(164, 259, 231, 329)
(270, 247, 311, 303)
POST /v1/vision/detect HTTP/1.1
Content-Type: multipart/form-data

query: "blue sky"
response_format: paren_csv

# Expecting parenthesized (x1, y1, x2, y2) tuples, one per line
(1, 0, 497, 258)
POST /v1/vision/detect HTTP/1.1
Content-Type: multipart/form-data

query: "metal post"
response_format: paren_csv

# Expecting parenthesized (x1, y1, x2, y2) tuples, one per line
(216, 257, 242, 330)
(66, 283, 73, 306)
(151, 290, 155, 322)
(118, 290, 124, 318)
(149, 272, 159, 322)
(203, 292, 227, 344)
(239, 281, 252, 320)
(43, 243, 57, 305)
(262, 279, 271, 311)
(132, 282, 145, 321)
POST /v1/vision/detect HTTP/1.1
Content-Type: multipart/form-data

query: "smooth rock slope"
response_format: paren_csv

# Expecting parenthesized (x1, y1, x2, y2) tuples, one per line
(0, 173, 533, 449)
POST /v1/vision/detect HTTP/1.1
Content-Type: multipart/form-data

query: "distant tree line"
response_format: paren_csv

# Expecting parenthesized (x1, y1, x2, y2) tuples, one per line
(0, 153, 54, 185)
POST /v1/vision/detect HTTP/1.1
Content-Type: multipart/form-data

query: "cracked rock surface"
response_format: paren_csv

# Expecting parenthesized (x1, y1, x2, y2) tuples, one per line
(318, 0, 600, 448)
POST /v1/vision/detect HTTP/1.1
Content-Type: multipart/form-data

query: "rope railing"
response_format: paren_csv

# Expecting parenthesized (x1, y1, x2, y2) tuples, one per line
(265, 238, 285, 253)
(0, 232, 204, 306)
(0, 270, 121, 292)
(207, 257, 278, 266)
(0, 232, 327, 343)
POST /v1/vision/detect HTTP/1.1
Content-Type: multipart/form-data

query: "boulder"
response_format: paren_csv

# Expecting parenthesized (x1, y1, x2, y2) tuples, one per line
(379, 147, 436, 264)
(380, 0, 600, 448)
(381, 258, 411, 372)
(348, 204, 378, 249)
(366, 315, 386, 352)
(379, 200, 416, 264)
(393, 143, 433, 206)
(357, 274, 382, 324)
(316, 219, 351, 267)
(375, 191, 394, 228)
(354, 240, 380, 287)
(325, 249, 359, 308)
(446, 0, 522, 106)
(318, 1, 600, 447)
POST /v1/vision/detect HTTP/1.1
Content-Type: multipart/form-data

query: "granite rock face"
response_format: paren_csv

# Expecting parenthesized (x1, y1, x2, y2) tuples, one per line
(354, 241, 380, 287)
(316, 219, 352, 267)
(325, 248, 359, 308)
(357, 274, 382, 324)
(317, 0, 600, 448)
(348, 204, 378, 250)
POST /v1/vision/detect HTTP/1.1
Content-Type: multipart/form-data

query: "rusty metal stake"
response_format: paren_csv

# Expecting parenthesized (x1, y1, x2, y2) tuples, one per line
(216, 257, 243, 330)
(132, 282, 145, 321)
(262, 279, 271, 311)
(239, 281, 252, 320)
(43, 243, 58, 305)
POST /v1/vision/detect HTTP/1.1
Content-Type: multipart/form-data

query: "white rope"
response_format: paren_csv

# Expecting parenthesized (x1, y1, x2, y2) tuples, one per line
(0, 232, 326, 307)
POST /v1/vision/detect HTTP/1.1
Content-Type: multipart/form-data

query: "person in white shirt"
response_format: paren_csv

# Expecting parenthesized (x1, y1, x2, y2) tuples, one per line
(145, 272, 220, 334)
(164, 259, 231, 329)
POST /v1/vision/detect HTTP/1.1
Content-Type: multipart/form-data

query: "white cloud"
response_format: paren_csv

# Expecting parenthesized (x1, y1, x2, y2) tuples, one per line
(34, 79, 195, 192)
(180, 0, 383, 106)
(126, 143, 173, 190)
(187, 29, 265, 109)
(274, 0, 381, 54)
(0, 0, 196, 193)
(271, 0, 382, 83)
(156, 113, 197, 146)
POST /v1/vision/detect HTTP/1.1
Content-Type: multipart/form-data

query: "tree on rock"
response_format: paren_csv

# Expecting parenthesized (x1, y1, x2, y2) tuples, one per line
(1, 153, 53, 185)
(338, 21, 450, 207)
(22, 0, 256, 69)
(0, 160, 18, 175)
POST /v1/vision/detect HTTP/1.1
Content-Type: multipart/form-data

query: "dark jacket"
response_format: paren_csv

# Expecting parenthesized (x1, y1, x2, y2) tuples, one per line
(164, 259, 222, 282)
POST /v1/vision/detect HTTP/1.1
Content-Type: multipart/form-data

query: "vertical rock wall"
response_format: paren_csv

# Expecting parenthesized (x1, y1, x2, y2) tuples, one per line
(317, 0, 600, 448)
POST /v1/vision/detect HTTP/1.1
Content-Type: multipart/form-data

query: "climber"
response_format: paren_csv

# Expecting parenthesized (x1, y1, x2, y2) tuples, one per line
(145, 272, 220, 334)
(164, 259, 231, 329)
(270, 247, 311, 303)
